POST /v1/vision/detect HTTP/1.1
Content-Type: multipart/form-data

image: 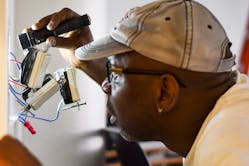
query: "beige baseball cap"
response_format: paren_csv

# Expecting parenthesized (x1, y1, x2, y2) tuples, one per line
(75, 0, 236, 73)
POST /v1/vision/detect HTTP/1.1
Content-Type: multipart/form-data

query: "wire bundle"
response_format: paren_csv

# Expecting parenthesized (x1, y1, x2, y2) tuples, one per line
(8, 52, 64, 134)
(8, 51, 86, 134)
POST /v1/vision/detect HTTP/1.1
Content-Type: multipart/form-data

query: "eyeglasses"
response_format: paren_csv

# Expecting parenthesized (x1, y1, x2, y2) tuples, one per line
(105, 61, 186, 87)
(105, 61, 185, 86)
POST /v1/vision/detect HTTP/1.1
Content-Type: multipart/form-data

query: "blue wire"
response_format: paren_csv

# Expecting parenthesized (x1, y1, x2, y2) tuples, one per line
(9, 51, 22, 82)
(19, 100, 64, 123)
(9, 75, 21, 82)
(16, 99, 26, 107)
(18, 112, 28, 123)
(8, 83, 23, 95)
(18, 117, 25, 124)
(9, 51, 21, 70)
(9, 84, 22, 100)
(9, 85, 28, 107)
(23, 113, 60, 122)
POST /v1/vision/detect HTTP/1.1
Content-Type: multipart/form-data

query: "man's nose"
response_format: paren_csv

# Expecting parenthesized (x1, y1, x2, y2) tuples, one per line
(101, 78, 111, 95)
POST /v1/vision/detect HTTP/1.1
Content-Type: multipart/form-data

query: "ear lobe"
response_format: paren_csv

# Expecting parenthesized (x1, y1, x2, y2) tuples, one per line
(157, 74, 179, 113)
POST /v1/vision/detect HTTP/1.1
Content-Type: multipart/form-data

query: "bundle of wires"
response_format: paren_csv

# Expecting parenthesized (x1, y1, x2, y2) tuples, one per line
(19, 99, 64, 123)
(8, 52, 65, 134)
(8, 51, 86, 134)
(8, 51, 27, 107)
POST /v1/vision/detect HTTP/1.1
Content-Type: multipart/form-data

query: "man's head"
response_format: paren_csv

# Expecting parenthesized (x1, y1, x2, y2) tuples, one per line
(76, 0, 235, 73)
(100, 51, 236, 144)
(75, 0, 236, 144)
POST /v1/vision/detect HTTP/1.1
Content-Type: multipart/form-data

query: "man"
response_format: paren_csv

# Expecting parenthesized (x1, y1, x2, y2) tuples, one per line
(1, 0, 249, 165)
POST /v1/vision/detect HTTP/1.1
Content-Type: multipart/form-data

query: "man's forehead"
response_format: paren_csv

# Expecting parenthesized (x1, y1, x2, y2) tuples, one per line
(108, 53, 134, 67)
(108, 51, 148, 62)
(108, 53, 129, 61)
(108, 52, 169, 70)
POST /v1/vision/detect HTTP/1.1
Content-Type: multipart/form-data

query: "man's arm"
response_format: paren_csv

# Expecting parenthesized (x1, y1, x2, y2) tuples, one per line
(30, 8, 106, 85)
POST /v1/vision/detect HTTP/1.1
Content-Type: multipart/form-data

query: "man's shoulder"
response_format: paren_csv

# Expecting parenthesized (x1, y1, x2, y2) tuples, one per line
(191, 102, 249, 165)
(184, 77, 249, 166)
(185, 108, 249, 165)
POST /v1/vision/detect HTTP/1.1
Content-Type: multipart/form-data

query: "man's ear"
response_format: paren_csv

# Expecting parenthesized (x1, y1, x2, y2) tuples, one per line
(157, 74, 179, 113)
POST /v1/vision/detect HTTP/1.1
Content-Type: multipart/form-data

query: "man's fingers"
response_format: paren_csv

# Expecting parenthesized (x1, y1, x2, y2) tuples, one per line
(46, 36, 81, 49)
(32, 8, 80, 31)
(31, 14, 53, 30)
(46, 26, 93, 49)
(22, 28, 32, 33)
(47, 8, 80, 30)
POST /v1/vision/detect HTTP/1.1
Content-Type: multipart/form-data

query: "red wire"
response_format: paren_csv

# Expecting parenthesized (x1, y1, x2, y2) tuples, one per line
(9, 80, 27, 88)
(9, 59, 22, 64)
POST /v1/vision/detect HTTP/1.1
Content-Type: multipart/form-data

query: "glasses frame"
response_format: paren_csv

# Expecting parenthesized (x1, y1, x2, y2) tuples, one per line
(105, 61, 184, 85)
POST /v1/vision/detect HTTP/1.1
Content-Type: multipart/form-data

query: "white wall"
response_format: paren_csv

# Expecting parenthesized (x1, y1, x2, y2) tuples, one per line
(8, 0, 107, 166)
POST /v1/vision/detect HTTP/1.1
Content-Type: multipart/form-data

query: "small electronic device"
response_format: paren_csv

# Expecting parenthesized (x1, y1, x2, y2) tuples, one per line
(19, 66, 83, 134)
(25, 78, 59, 111)
(21, 48, 50, 88)
(23, 67, 80, 111)
(18, 14, 91, 50)
(14, 14, 90, 134)
(55, 67, 80, 104)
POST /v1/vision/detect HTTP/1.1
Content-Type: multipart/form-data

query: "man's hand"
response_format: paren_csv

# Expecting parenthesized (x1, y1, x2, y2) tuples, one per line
(28, 8, 106, 85)
(31, 8, 94, 69)
(0, 135, 41, 166)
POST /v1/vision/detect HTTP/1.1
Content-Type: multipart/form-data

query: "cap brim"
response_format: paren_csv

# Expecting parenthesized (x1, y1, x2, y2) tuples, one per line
(75, 35, 132, 61)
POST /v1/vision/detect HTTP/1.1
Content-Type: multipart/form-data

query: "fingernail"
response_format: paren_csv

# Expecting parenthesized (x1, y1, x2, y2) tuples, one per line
(47, 21, 54, 30)
(22, 29, 28, 33)
(31, 24, 37, 30)
(46, 37, 56, 47)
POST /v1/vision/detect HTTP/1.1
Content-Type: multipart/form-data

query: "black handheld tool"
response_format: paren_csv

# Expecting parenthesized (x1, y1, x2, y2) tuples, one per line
(18, 14, 91, 50)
